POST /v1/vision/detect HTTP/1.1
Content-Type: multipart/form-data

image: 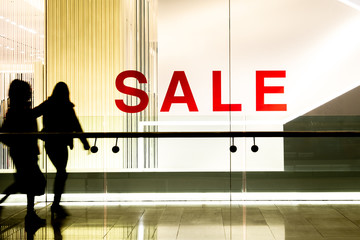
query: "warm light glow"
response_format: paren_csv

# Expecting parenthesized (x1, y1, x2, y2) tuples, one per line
(338, 0, 360, 11)
(3, 192, 360, 206)
(24, 0, 44, 12)
(285, 16, 360, 123)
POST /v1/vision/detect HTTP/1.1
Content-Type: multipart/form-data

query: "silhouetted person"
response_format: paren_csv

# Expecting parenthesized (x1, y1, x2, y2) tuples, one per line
(0, 79, 46, 227)
(33, 82, 90, 218)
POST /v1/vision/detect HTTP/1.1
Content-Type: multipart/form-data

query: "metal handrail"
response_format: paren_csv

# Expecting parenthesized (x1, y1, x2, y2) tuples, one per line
(1, 131, 360, 138)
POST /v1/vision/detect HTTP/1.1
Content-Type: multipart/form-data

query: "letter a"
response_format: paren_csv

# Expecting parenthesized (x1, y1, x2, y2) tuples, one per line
(160, 71, 198, 112)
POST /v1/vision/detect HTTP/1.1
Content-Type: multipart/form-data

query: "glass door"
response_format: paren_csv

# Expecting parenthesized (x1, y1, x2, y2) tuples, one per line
(46, 0, 234, 239)
(156, 0, 233, 238)
(229, 0, 360, 239)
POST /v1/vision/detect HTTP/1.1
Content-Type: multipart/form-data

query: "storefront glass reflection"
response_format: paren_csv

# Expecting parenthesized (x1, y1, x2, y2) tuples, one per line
(2, 0, 360, 239)
(2, 203, 358, 239)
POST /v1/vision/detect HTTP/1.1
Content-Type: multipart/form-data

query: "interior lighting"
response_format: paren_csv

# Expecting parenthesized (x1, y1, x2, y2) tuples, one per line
(24, 0, 44, 12)
(3, 193, 360, 206)
(80, 192, 360, 201)
(138, 220, 145, 240)
(18, 24, 37, 34)
(21, 192, 360, 202)
(27, 29, 37, 34)
(284, 16, 360, 124)
(338, 0, 360, 11)
(4, 200, 360, 207)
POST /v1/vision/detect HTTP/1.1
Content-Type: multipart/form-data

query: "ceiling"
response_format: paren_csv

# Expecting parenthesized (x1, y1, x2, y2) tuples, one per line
(0, 0, 44, 65)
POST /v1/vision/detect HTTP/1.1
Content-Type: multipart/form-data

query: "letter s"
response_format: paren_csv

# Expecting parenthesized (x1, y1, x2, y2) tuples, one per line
(115, 70, 149, 113)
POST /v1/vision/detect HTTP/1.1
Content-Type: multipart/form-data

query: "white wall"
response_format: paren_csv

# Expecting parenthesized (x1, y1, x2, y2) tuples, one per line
(156, 0, 360, 171)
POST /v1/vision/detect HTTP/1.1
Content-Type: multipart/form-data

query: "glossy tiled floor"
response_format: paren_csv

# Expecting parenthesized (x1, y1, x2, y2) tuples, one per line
(1, 202, 360, 239)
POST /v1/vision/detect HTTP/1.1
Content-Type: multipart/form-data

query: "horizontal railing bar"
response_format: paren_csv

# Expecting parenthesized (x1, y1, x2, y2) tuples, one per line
(1, 131, 360, 138)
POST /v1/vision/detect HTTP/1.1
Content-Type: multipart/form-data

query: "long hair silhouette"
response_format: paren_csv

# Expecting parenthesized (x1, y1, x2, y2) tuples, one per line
(34, 81, 89, 218)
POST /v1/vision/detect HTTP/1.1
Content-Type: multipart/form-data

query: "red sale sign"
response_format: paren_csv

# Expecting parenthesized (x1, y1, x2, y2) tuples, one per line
(115, 70, 286, 113)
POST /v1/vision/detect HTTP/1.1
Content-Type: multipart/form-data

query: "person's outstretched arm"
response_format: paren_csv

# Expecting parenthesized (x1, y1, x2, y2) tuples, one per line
(32, 101, 47, 118)
(71, 109, 90, 150)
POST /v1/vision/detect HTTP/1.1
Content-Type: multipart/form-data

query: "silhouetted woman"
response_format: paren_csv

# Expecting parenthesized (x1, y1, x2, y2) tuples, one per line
(33, 82, 90, 217)
(0, 79, 46, 226)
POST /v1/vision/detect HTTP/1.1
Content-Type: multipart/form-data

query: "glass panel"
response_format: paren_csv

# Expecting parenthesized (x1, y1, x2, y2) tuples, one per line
(156, 0, 232, 172)
(229, 1, 360, 183)
(230, 0, 360, 238)
(0, 0, 45, 204)
(2, 0, 360, 239)
(44, 0, 233, 238)
(46, 0, 232, 217)
(45, 0, 158, 171)
(156, 1, 233, 238)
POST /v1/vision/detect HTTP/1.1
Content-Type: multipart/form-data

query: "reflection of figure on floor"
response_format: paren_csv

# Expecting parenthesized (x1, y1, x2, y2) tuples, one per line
(25, 219, 44, 240)
(51, 214, 66, 240)
(34, 82, 90, 218)
(0, 80, 46, 228)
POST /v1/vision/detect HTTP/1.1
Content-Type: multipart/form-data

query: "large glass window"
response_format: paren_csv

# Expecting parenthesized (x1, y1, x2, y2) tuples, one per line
(230, 0, 360, 182)
(1, 0, 360, 213)
(0, 0, 45, 171)
(46, 0, 158, 172)
(2, 0, 360, 239)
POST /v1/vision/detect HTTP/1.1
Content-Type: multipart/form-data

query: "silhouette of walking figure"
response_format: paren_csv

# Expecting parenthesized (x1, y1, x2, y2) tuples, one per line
(0, 79, 46, 228)
(34, 82, 90, 217)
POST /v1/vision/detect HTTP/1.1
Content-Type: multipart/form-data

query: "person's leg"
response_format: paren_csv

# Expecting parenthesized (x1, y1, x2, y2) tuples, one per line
(27, 194, 35, 213)
(45, 143, 69, 216)
(53, 167, 68, 206)
(26, 194, 45, 222)
(46, 143, 68, 205)
(23, 162, 47, 231)
(25, 194, 46, 232)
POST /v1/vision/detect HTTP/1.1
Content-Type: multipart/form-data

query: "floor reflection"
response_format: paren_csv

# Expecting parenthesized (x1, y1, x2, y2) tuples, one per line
(51, 216, 67, 240)
(1, 202, 360, 239)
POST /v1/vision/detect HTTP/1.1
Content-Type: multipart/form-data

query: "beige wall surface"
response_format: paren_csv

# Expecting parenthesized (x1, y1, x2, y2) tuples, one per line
(46, 0, 158, 171)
